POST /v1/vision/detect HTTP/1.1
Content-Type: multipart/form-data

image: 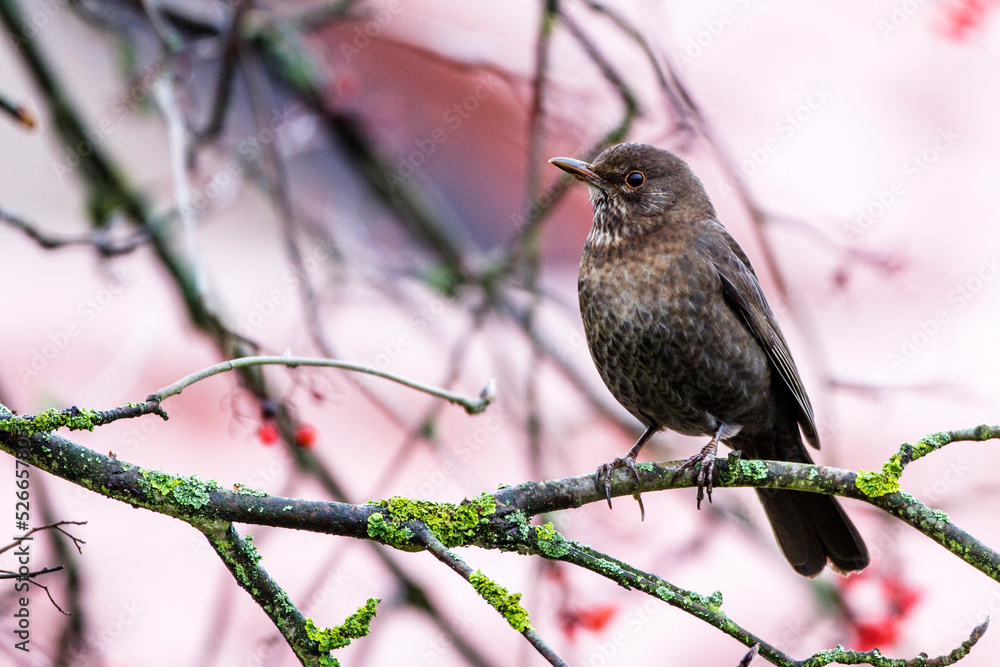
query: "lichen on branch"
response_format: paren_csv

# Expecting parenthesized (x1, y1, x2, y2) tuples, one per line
(305, 597, 380, 666)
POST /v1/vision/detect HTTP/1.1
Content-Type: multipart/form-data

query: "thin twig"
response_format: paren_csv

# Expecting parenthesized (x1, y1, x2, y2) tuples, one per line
(579, 0, 694, 137)
(33, 481, 89, 665)
(0, 89, 35, 128)
(152, 69, 207, 295)
(413, 525, 569, 667)
(0, 566, 71, 614)
(501, 6, 639, 266)
(148, 355, 495, 415)
(191, 0, 248, 149)
(0, 207, 151, 255)
(365, 303, 489, 495)
(0, 565, 63, 579)
(284, 0, 359, 31)
(0, 520, 87, 556)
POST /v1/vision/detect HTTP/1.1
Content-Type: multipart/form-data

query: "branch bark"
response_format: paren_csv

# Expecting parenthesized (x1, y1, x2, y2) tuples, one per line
(1, 415, 997, 665)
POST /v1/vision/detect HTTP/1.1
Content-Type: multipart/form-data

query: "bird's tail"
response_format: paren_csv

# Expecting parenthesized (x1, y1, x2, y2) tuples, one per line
(755, 487, 869, 577)
(737, 411, 870, 577)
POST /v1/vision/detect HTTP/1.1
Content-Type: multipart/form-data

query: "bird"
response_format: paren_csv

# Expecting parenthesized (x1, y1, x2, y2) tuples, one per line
(549, 142, 869, 577)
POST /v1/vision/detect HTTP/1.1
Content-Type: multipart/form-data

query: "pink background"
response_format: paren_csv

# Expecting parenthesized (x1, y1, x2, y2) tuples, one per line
(2, 0, 1000, 665)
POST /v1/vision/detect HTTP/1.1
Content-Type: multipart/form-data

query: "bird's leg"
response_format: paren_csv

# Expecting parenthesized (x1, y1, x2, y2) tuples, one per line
(676, 423, 730, 509)
(596, 424, 658, 519)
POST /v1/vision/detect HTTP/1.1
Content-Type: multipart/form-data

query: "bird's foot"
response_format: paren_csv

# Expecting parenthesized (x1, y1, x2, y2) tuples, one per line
(676, 439, 719, 509)
(595, 457, 645, 520)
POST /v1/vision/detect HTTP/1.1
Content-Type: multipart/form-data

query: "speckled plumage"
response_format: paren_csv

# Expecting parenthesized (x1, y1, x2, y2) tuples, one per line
(551, 143, 868, 577)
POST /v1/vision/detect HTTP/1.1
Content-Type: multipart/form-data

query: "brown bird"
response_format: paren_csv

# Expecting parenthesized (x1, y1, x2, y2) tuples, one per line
(549, 142, 868, 577)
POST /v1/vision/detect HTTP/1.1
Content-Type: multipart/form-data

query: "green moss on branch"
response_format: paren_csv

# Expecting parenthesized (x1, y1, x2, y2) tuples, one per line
(468, 570, 531, 632)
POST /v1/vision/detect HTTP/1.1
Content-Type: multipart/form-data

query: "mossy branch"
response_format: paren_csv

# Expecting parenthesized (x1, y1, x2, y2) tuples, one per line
(3, 421, 998, 581)
(413, 525, 568, 667)
(2, 420, 997, 665)
(201, 522, 379, 667)
(0, 402, 168, 436)
(200, 522, 316, 664)
(855, 425, 996, 497)
(515, 524, 988, 666)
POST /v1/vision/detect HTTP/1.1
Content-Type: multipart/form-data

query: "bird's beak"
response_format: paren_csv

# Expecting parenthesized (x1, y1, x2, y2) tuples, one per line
(549, 157, 605, 189)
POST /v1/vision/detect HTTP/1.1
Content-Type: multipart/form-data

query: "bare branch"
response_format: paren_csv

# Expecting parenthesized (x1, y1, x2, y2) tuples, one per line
(0, 521, 86, 557)
(148, 355, 496, 415)
(0, 207, 151, 256)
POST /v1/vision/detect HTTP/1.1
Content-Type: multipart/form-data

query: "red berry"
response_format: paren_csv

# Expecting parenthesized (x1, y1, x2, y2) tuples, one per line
(257, 422, 279, 445)
(576, 604, 618, 632)
(294, 423, 317, 448)
(938, 0, 991, 40)
(883, 576, 922, 616)
(853, 619, 901, 651)
(558, 611, 579, 641)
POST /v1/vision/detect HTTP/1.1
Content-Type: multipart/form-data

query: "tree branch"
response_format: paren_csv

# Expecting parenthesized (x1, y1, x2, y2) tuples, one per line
(2, 419, 997, 665)
(146, 355, 496, 415)
(414, 524, 568, 667)
(200, 520, 368, 667)
(0, 207, 151, 256)
(0, 354, 495, 440)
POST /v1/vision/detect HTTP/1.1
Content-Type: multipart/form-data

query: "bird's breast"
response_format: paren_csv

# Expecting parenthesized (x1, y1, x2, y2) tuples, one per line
(578, 242, 772, 435)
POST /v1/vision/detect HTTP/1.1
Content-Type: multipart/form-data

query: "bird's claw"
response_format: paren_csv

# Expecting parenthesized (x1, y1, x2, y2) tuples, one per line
(675, 440, 719, 510)
(595, 456, 645, 519)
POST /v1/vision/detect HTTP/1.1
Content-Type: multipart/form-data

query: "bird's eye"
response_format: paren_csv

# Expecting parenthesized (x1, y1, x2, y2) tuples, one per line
(625, 171, 645, 188)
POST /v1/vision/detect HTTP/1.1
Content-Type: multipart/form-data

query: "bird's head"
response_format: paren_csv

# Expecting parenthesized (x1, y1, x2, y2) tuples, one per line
(549, 142, 714, 249)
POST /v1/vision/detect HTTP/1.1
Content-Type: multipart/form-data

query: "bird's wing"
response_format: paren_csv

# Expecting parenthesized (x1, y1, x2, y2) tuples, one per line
(696, 221, 820, 449)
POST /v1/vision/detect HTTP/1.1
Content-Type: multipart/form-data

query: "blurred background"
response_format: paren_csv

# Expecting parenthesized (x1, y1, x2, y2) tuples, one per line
(1, 0, 999, 665)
